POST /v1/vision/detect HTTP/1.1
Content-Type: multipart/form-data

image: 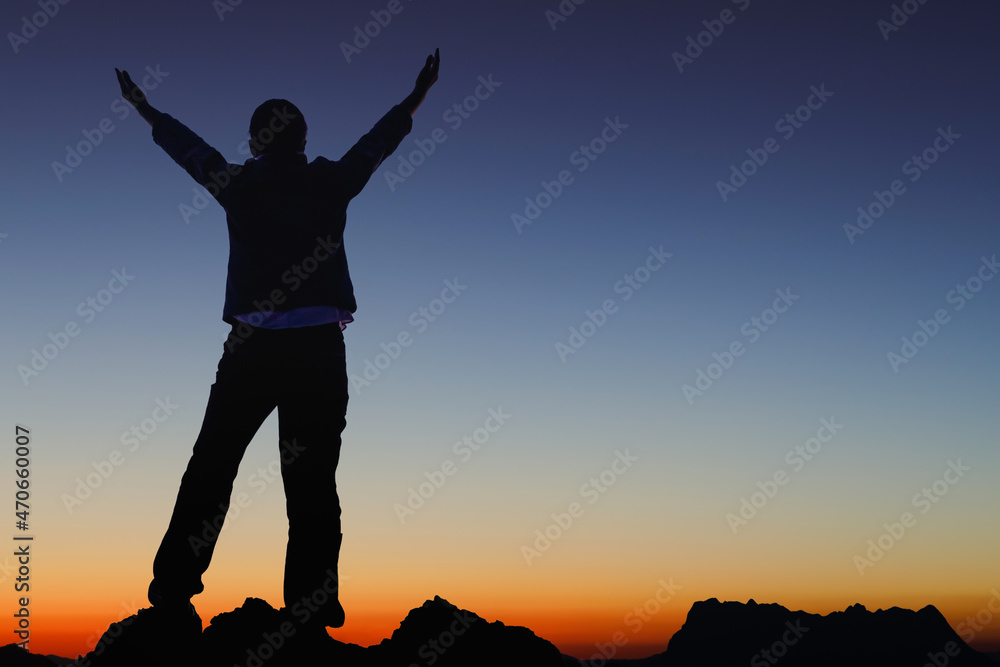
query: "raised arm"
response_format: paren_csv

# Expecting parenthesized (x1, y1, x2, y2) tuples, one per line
(116, 68, 162, 127)
(116, 67, 237, 203)
(335, 49, 440, 196)
(401, 48, 440, 118)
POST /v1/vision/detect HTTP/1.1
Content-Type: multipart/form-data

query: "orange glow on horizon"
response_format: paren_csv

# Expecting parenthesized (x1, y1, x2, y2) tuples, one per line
(23, 596, 1000, 661)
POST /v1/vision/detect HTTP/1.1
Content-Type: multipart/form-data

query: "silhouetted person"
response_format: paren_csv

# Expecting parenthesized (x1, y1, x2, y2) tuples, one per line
(115, 49, 440, 633)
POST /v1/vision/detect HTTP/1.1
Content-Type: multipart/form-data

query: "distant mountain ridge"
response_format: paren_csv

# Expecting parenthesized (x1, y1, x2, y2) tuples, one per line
(1, 596, 996, 666)
(637, 597, 998, 667)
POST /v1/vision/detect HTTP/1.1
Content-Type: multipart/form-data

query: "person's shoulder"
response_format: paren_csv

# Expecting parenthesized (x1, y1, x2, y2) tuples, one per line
(307, 155, 344, 175)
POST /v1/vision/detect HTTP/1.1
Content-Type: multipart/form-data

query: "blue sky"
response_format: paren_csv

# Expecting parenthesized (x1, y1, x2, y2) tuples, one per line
(2, 0, 1000, 658)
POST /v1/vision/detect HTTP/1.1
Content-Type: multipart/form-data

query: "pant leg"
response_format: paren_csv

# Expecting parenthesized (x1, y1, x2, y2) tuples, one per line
(275, 323, 349, 612)
(151, 325, 278, 601)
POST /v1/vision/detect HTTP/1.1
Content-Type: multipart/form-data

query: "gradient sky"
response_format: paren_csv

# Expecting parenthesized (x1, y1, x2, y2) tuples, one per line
(2, 0, 1000, 660)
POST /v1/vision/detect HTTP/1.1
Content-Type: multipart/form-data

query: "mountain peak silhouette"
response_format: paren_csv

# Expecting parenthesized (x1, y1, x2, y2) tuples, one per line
(661, 598, 995, 667)
(372, 594, 566, 666)
(2, 596, 996, 666)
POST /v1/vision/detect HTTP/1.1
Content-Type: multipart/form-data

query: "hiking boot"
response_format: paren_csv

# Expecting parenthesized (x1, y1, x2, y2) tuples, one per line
(147, 580, 201, 636)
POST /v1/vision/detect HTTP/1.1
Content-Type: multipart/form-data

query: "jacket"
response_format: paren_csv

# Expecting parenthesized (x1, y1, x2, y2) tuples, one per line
(151, 104, 413, 326)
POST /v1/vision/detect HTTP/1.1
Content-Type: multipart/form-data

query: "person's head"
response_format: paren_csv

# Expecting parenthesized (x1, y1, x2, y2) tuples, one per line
(248, 99, 307, 157)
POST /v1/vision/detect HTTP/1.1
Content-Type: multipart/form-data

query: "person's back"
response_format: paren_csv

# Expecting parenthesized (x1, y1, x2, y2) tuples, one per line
(114, 50, 439, 636)
(151, 95, 414, 328)
(222, 151, 360, 325)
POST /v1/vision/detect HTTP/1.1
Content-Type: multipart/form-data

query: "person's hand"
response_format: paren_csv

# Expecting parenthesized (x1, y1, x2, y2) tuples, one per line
(414, 48, 440, 96)
(116, 68, 147, 108)
(403, 49, 439, 117)
(115, 68, 161, 126)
